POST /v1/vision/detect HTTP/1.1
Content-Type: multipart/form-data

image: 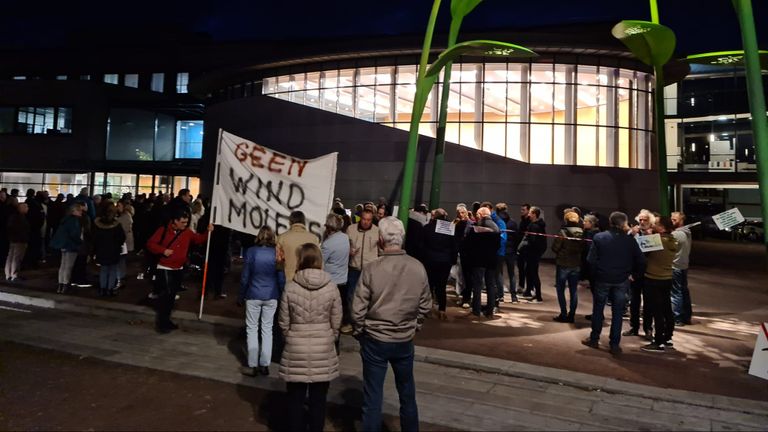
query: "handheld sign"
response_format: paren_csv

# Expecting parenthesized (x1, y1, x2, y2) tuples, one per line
(435, 219, 455, 236)
(712, 208, 745, 231)
(636, 233, 664, 253)
(748, 323, 768, 381)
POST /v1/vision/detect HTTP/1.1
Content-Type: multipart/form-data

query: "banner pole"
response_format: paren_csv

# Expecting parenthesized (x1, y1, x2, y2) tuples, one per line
(198, 207, 216, 320)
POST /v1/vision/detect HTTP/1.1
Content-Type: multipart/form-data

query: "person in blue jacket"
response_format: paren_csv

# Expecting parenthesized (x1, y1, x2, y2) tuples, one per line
(239, 225, 286, 377)
(49, 202, 85, 294)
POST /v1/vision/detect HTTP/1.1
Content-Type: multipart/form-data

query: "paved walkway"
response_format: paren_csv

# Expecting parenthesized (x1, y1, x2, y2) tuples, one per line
(3, 239, 766, 401)
(1, 302, 767, 431)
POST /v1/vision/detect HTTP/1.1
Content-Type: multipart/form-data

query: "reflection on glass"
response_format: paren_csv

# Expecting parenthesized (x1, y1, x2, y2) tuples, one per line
(530, 124, 553, 164)
(577, 126, 597, 166)
(483, 123, 506, 156)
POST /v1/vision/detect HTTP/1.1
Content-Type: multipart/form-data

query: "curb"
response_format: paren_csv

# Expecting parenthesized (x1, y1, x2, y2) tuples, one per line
(2, 284, 768, 416)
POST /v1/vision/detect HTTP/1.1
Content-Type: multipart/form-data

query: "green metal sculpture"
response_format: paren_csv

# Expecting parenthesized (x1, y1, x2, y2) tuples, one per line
(397, 0, 535, 225)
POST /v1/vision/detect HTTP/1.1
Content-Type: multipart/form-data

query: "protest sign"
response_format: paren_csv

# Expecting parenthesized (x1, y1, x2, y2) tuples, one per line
(748, 323, 768, 381)
(211, 130, 337, 238)
(712, 208, 745, 231)
(435, 219, 455, 236)
(636, 233, 664, 253)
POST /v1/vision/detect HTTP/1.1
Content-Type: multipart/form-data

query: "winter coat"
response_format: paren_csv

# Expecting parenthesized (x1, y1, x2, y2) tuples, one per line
(7, 211, 30, 243)
(240, 245, 285, 301)
(277, 224, 320, 282)
(347, 223, 380, 271)
(420, 219, 458, 264)
(92, 218, 126, 266)
(49, 215, 83, 252)
(503, 218, 519, 256)
(278, 269, 342, 383)
(523, 219, 547, 257)
(463, 217, 500, 269)
(145, 224, 208, 270)
(551, 226, 585, 268)
(491, 212, 508, 257)
(321, 231, 350, 285)
(116, 206, 135, 252)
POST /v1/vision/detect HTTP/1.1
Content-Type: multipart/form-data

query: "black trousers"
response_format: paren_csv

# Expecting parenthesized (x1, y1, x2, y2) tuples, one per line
(71, 253, 89, 284)
(286, 381, 330, 432)
(629, 276, 652, 333)
(155, 269, 183, 329)
(524, 254, 542, 301)
(517, 251, 528, 290)
(460, 257, 473, 304)
(337, 283, 350, 325)
(426, 261, 452, 311)
(645, 278, 675, 344)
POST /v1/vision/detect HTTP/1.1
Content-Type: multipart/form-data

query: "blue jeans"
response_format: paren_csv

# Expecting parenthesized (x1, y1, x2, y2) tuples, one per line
(589, 280, 630, 347)
(671, 269, 692, 324)
(360, 337, 418, 432)
(555, 266, 580, 318)
(99, 264, 118, 292)
(245, 299, 278, 367)
(347, 267, 362, 305)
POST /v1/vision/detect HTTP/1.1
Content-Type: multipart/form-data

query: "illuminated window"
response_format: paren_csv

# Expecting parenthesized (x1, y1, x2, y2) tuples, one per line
(176, 72, 189, 93)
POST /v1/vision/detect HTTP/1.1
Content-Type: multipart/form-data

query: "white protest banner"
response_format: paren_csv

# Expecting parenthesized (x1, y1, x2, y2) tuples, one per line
(748, 323, 768, 381)
(435, 219, 455, 236)
(212, 130, 337, 238)
(635, 233, 664, 253)
(712, 208, 745, 231)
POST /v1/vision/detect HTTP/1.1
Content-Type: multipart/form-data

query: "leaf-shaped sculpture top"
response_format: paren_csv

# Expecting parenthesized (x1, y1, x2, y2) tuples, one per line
(451, 0, 483, 20)
(612, 20, 676, 67)
(685, 50, 768, 71)
(425, 40, 537, 78)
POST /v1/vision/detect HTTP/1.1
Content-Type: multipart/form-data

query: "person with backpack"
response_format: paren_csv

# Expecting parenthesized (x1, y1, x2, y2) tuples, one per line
(145, 209, 212, 334)
(551, 211, 586, 323)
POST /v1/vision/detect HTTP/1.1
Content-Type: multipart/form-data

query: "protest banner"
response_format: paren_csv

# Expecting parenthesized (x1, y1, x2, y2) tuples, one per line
(748, 323, 768, 381)
(636, 233, 664, 253)
(211, 130, 337, 238)
(711, 207, 745, 231)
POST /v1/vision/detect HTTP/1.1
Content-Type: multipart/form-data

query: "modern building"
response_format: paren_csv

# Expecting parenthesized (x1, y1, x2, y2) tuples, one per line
(0, 24, 762, 231)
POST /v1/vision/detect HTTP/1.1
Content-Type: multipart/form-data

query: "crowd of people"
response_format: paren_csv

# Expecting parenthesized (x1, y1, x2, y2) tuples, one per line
(0, 185, 695, 431)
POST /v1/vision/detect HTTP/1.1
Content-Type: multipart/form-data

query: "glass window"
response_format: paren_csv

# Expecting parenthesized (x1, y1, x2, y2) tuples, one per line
(106, 173, 138, 197)
(0, 172, 44, 193)
(530, 124, 553, 164)
(530, 83, 553, 123)
(459, 82, 478, 122)
(173, 176, 187, 195)
(577, 85, 598, 125)
(321, 70, 338, 89)
(395, 81, 416, 122)
(530, 64, 553, 83)
(619, 128, 630, 168)
(14, 107, 70, 135)
(176, 72, 189, 93)
(124, 74, 139, 88)
(151, 73, 164, 92)
(577, 126, 597, 166)
(138, 175, 154, 195)
(374, 85, 392, 122)
(506, 64, 523, 83)
(484, 63, 507, 82)
(483, 123, 506, 156)
(42, 173, 89, 196)
(338, 87, 354, 116)
(13, 76, 26, 80)
(56, 75, 67, 81)
(376, 66, 394, 85)
(80, 75, 91, 81)
(188, 177, 200, 198)
(553, 124, 567, 165)
(446, 122, 460, 145)
(483, 83, 507, 122)
(262, 77, 276, 94)
(339, 69, 355, 88)
(506, 123, 523, 161)
(506, 83, 522, 119)
(577, 65, 599, 85)
(358, 68, 376, 86)
(356, 86, 375, 121)
(321, 72, 338, 113)
(396, 66, 417, 84)
(175, 120, 204, 159)
(459, 122, 479, 149)
(104, 74, 119, 84)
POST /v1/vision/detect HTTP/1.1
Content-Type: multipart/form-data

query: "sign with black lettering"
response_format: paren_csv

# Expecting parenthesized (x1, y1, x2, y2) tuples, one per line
(712, 208, 745, 231)
(749, 323, 768, 381)
(212, 130, 337, 238)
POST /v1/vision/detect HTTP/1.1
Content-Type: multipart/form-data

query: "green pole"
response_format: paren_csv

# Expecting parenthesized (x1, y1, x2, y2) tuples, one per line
(429, 19, 463, 210)
(654, 65, 670, 215)
(398, 0, 442, 226)
(733, 0, 768, 256)
(649, 0, 660, 24)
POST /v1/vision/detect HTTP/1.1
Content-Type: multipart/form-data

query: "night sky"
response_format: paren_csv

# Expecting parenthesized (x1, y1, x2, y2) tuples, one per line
(1, 0, 766, 55)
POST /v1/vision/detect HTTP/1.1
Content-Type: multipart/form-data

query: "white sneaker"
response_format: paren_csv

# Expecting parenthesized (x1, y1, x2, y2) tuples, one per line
(461, 303, 470, 309)
(148, 292, 158, 299)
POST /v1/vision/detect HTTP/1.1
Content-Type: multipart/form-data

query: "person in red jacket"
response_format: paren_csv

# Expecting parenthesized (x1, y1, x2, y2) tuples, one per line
(146, 209, 212, 333)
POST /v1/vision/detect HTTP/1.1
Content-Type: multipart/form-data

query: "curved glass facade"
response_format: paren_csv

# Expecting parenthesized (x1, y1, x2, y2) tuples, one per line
(263, 63, 654, 169)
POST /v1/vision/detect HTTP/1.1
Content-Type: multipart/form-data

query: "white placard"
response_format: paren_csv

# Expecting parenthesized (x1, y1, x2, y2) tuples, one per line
(712, 208, 745, 231)
(636, 233, 664, 253)
(212, 130, 337, 238)
(435, 219, 455, 236)
(748, 323, 768, 381)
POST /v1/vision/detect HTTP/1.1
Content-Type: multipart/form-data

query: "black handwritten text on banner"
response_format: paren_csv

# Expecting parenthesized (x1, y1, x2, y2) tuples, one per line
(212, 130, 337, 238)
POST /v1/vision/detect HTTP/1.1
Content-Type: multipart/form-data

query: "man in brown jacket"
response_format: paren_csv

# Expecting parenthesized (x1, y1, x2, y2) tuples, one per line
(352, 216, 431, 432)
(277, 211, 320, 282)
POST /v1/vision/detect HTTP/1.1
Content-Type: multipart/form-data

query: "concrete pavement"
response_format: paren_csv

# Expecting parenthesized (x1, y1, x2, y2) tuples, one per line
(1, 297, 767, 431)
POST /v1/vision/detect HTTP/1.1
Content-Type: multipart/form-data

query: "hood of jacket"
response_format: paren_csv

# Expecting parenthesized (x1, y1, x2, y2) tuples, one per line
(293, 268, 332, 290)
(94, 218, 121, 229)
